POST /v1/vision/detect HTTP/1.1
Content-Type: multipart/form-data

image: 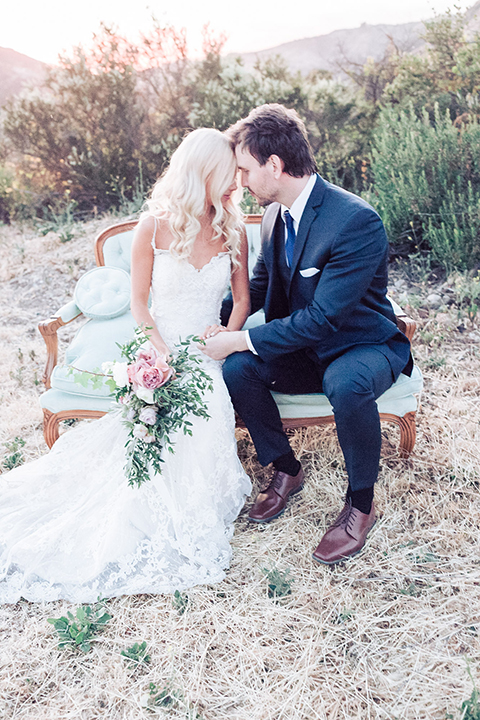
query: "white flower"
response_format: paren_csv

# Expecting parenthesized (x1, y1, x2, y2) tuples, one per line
(132, 423, 149, 440)
(125, 407, 136, 423)
(112, 362, 129, 387)
(139, 406, 157, 425)
(101, 361, 115, 374)
(132, 423, 156, 444)
(135, 386, 155, 404)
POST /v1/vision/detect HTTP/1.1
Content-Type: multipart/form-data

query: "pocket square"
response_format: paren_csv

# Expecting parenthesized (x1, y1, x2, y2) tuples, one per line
(299, 267, 320, 278)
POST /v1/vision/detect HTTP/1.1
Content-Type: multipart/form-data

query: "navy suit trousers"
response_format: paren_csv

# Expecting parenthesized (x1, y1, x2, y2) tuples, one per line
(223, 345, 398, 491)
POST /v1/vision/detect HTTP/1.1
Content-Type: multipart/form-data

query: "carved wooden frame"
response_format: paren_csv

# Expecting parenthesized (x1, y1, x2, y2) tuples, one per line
(38, 217, 419, 456)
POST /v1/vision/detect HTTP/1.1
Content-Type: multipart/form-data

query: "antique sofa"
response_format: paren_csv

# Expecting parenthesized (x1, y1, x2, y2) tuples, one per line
(38, 215, 423, 453)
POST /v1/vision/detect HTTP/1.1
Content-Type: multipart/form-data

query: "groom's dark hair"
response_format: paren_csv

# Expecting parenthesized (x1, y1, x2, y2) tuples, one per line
(227, 104, 317, 178)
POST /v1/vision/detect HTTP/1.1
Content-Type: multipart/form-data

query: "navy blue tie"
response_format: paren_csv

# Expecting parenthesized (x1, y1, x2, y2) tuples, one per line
(284, 210, 296, 268)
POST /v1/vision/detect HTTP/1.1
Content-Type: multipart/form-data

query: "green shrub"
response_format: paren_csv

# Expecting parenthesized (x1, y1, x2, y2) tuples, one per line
(369, 104, 480, 270)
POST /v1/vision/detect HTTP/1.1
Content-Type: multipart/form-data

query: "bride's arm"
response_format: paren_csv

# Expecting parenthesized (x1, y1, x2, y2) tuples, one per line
(131, 217, 171, 357)
(225, 228, 251, 331)
(202, 228, 250, 339)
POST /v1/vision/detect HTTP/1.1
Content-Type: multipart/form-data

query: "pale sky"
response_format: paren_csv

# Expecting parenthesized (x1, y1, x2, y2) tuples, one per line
(2, 0, 466, 64)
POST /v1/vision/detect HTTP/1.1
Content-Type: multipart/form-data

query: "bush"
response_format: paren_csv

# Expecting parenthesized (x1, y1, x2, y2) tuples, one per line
(369, 104, 480, 271)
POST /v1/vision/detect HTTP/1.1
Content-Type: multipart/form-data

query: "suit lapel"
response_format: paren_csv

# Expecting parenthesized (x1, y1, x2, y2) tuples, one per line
(288, 175, 326, 283)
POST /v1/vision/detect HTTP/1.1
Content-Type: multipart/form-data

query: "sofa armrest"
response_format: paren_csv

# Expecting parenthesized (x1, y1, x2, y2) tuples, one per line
(388, 295, 416, 343)
(38, 301, 83, 389)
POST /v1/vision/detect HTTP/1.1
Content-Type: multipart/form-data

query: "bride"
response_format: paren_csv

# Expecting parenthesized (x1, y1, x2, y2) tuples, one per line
(0, 128, 252, 603)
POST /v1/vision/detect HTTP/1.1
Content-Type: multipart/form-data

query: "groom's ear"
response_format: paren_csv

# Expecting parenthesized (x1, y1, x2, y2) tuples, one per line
(267, 154, 285, 179)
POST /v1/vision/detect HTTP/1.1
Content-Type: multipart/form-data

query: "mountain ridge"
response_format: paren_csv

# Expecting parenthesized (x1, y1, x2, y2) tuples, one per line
(1, 2, 479, 105)
(0, 47, 46, 106)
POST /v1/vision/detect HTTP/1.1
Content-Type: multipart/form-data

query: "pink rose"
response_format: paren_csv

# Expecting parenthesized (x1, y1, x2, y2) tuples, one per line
(136, 346, 160, 366)
(135, 364, 173, 390)
(127, 360, 146, 385)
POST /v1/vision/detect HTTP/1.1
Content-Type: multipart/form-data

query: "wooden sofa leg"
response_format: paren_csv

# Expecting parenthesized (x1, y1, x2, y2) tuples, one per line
(397, 411, 417, 458)
(380, 411, 417, 458)
(43, 409, 60, 449)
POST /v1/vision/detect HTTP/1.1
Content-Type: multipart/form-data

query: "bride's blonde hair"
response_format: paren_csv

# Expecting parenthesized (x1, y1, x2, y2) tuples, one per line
(144, 128, 243, 264)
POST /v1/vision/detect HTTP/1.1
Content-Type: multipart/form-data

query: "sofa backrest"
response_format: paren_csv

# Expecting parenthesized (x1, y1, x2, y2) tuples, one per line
(95, 215, 263, 273)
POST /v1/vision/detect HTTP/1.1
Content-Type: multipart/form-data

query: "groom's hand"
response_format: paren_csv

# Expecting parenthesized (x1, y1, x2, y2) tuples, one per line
(199, 331, 249, 360)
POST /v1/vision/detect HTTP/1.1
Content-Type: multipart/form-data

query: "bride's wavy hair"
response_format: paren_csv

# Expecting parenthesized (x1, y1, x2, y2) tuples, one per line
(144, 128, 243, 265)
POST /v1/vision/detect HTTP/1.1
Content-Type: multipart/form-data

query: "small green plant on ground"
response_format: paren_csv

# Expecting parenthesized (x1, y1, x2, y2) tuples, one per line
(453, 271, 480, 325)
(38, 199, 78, 243)
(121, 641, 150, 669)
(47, 600, 112, 653)
(262, 565, 294, 601)
(172, 589, 189, 615)
(460, 661, 480, 719)
(336, 607, 354, 623)
(2, 436, 26, 470)
(146, 681, 203, 718)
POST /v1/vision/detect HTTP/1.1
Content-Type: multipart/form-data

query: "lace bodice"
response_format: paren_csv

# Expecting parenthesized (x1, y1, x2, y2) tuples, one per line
(150, 249, 231, 348)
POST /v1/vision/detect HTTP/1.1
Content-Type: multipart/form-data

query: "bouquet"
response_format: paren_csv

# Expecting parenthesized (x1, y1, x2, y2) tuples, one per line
(70, 328, 213, 488)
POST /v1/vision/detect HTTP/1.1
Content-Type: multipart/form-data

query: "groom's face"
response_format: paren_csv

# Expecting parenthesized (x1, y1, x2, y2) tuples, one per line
(235, 146, 279, 207)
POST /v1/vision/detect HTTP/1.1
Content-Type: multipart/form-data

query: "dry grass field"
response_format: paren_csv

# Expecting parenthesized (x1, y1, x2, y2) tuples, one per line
(0, 218, 479, 719)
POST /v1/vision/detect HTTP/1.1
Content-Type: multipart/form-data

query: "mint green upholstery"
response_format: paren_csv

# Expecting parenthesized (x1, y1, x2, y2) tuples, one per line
(39, 221, 423, 437)
(273, 366, 423, 419)
(74, 266, 131, 319)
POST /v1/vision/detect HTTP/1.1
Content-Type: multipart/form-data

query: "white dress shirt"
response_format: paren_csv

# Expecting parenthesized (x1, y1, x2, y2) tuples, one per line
(245, 174, 317, 354)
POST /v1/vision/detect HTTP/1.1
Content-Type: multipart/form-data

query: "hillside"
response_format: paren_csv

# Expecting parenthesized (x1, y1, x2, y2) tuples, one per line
(233, 0, 480, 75)
(0, 47, 46, 107)
(233, 21, 425, 75)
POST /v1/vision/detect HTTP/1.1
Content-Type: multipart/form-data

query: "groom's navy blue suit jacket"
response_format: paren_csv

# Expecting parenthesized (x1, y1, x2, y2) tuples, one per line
(240, 174, 411, 375)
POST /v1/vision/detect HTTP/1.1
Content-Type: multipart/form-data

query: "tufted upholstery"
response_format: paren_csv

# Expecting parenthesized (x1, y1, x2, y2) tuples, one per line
(101, 229, 135, 272)
(50, 312, 137, 397)
(74, 266, 131, 319)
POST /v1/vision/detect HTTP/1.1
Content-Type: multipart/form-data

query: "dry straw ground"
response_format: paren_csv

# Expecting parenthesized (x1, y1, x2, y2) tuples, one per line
(0, 218, 479, 720)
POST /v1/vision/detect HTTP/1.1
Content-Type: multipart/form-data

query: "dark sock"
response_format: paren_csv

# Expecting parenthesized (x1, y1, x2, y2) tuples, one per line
(273, 451, 301, 477)
(346, 485, 374, 514)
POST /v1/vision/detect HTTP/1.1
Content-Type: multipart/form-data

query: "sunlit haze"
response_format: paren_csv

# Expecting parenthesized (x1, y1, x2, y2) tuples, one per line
(3, 0, 465, 64)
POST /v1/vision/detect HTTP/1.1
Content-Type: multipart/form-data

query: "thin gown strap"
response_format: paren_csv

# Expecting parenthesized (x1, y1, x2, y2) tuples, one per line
(151, 217, 157, 250)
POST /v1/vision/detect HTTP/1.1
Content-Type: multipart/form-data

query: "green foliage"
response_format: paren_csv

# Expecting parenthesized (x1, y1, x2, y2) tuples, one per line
(369, 104, 480, 270)
(47, 600, 112, 653)
(1, 21, 378, 213)
(172, 589, 189, 615)
(452, 271, 480, 323)
(146, 681, 203, 717)
(262, 565, 294, 601)
(38, 199, 78, 242)
(385, 8, 480, 120)
(0, 164, 19, 223)
(460, 661, 480, 720)
(146, 680, 185, 709)
(2, 436, 26, 470)
(121, 641, 150, 669)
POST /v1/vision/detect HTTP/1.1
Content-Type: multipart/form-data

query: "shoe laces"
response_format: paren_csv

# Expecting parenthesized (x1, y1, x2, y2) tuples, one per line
(272, 472, 284, 490)
(332, 500, 354, 529)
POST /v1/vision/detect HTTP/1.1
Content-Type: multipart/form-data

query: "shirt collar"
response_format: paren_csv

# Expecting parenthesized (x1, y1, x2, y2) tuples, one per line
(281, 174, 317, 229)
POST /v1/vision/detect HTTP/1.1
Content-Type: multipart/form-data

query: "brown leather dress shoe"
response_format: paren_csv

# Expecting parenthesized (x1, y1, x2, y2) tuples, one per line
(248, 467, 304, 523)
(312, 499, 376, 565)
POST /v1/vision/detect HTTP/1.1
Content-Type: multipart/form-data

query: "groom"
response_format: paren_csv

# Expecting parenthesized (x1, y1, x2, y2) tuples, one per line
(202, 103, 412, 564)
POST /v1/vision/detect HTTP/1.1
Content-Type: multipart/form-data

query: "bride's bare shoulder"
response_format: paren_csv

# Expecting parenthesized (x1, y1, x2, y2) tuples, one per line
(134, 214, 172, 250)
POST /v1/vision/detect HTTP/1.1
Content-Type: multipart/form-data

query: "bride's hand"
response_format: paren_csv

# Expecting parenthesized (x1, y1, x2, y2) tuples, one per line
(152, 343, 172, 362)
(200, 324, 228, 340)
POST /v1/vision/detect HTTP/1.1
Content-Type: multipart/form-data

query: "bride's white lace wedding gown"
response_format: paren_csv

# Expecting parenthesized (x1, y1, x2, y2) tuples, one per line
(0, 246, 252, 603)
